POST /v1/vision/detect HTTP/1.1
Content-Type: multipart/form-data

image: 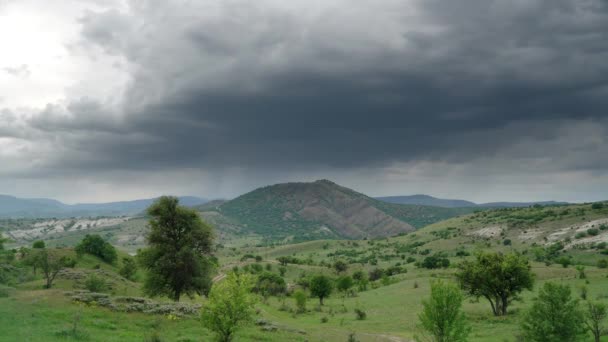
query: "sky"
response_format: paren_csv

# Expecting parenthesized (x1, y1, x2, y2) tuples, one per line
(0, 0, 607, 204)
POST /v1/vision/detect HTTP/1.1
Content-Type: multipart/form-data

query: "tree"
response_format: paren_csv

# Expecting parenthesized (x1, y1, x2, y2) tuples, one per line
(119, 257, 137, 281)
(416, 280, 470, 342)
(293, 290, 307, 313)
(309, 275, 333, 305)
(353, 270, 369, 291)
(139, 196, 215, 301)
(75, 234, 117, 264)
(521, 282, 585, 342)
(333, 260, 348, 274)
(201, 273, 256, 342)
(336, 276, 354, 296)
(253, 272, 286, 298)
(34, 249, 76, 289)
(585, 301, 607, 342)
(32, 240, 45, 249)
(456, 252, 534, 316)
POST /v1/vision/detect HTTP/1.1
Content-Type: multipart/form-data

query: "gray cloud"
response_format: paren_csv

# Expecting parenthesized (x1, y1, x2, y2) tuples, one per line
(2, 0, 608, 201)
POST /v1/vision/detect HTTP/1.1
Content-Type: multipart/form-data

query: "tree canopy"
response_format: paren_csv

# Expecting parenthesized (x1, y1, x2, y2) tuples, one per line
(456, 251, 534, 316)
(139, 196, 215, 301)
(75, 234, 117, 264)
(309, 274, 333, 305)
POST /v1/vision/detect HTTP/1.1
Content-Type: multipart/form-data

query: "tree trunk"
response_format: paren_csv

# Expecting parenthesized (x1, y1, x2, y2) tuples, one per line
(319, 297, 324, 305)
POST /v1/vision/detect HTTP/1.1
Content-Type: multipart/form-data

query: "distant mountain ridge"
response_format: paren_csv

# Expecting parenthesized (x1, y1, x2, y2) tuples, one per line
(0, 195, 207, 218)
(375, 194, 568, 208)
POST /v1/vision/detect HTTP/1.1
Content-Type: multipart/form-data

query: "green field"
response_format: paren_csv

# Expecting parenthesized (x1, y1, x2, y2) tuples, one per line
(2, 202, 608, 341)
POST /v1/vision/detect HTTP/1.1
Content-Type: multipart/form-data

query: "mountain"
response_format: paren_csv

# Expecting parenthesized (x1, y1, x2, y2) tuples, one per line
(375, 195, 477, 208)
(0, 195, 207, 218)
(375, 194, 568, 208)
(208, 180, 478, 240)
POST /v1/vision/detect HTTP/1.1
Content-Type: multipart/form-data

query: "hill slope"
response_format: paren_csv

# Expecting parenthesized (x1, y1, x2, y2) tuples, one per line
(214, 180, 478, 240)
(375, 194, 569, 208)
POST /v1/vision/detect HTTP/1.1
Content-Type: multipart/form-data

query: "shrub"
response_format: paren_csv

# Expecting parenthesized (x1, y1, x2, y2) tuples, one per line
(253, 272, 286, 297)
(354, 308, 366, 320)
(368, 268, 384, 282)
(597, 259, 608, 269)
(416, 280, 470, 342)
(321, 316, 328, 323)
(521, 282, 585, 341)
(587, 228, 600, 236)
(421, 255, 450, 269)
(591, 202, 604, 210)
(575, 232, 587, 239)
(119, 257, 138, 281)
(32, 240, 45, 249)
(85, 274, 108, 292)
(293, 290, 307, 313)
(503, 239, 512, 246)
(75, 235, 117, 264)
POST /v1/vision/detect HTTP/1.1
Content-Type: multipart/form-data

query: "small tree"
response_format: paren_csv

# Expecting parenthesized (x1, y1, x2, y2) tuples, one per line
(278, 266, 287, 277)
(293, 290, 307, 313)
(333, 260, 348, 274)
(75, 234, 117, 264)
(416, 280, 470, 342)
(253, 272, 286, 298)
(456, 252, 534, 316)
(521, 282, 585, 341)
(35, 249, 75, 289)
(585, 301, 607, 342)
(119, 257, 137, 281)
(309, 275, 333, 305)
(32, 240, 45, 249)
(139, 196, 215, 301)
(336, 276, 354, 296)
(352, 270, 368, 291)
(201, 273, 256, 342)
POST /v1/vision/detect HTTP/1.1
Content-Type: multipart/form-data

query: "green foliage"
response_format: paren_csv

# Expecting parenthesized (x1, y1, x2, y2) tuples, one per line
(456, 252, 534, 316)
(278, 266, 287, 277)
(119, 257, 138, 281)
(591, 202, 604, 210)
(293, 290, 307, 313)
(557, 257, 571, 268)
(84, 273, 108, 292)
(75, 234, 117, 264)
(336, 276, 354, 295)
(587, 228, 600, 236)
(309, 275, 333, 305)
(416, 280, 470, 342)
(0, 236, 9, 250)
(200, 273, 256, 342)
(521, 282, 585, 342)
(32, 240, 45, 249)
(333, 260, 348, 274)
(503, 239, 512, 246)
(33, 249, 76, 289)
(585, 301, 607, 342)
(597, 259, 608, 269)
(253, 272, 286, 297)
(421, 255, 450, 269)
(138, 196, 215, 301)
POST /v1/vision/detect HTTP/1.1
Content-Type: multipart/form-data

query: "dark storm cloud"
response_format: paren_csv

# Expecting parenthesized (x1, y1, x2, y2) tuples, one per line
(13, 0, 608, 178)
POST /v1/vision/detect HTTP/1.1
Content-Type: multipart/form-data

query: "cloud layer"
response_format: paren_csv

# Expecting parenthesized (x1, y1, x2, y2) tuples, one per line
(1, 0, 607, 202)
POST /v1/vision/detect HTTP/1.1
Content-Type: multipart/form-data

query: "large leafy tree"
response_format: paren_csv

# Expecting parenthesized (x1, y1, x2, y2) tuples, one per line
(309, 274, 333, 305)
(139, 196, 215, 301)
(521, 282, 585, 341)
(416, 280, 470, 342)
(201, 273, 257, 342)
(456, 251, 534, 316)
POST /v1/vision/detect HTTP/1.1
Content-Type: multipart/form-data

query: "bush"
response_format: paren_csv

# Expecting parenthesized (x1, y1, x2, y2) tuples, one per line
(416, 280, 470, 342)
(253, 272, 286, 297)
(587, 228, 600, 236)
(421, 255, 450, 269)
(354, 308, 366, 320)
(503, 239, 512, 246)
(575, 232, 587, 239)
(84, 274, 108, 292)
(75, 235, 117, 264)
(521, 282, 585, 341)
(119, 257, 138, 281)
(591, 202, 604, 210)
(293, 290, 307, 313)
(32, 240, 45, 249)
